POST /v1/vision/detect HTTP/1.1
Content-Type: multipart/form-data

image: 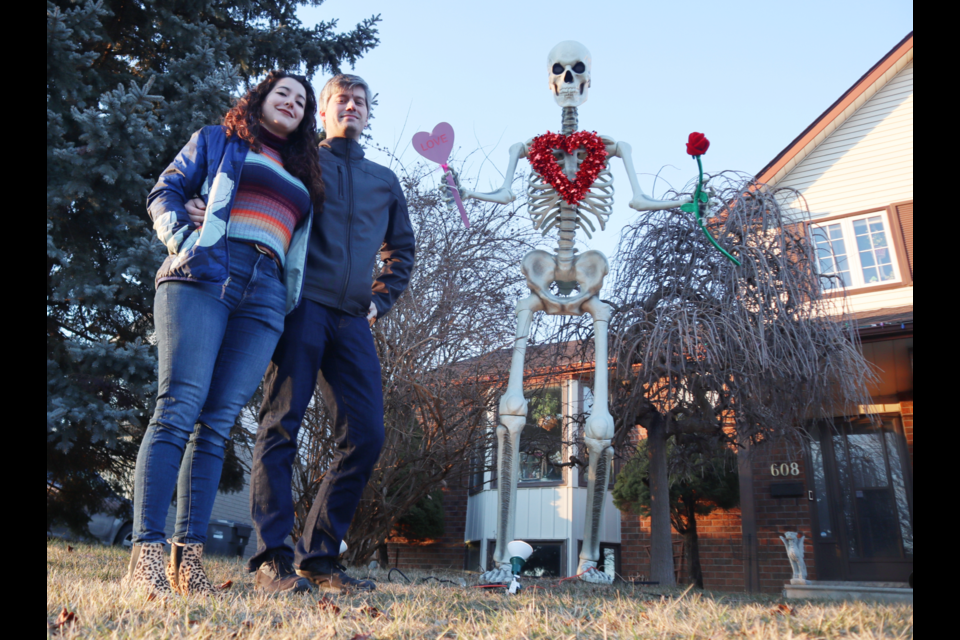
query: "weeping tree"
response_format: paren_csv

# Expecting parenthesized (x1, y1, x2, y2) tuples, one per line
(613, 439, 739, 588)
(605, 172, 875, 586)
(289, 164, 549, 566)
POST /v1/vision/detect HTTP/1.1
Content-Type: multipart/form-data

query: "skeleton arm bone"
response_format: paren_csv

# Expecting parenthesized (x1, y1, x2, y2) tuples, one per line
(452, 142, 527, 204)
(607, 140, 692, 211)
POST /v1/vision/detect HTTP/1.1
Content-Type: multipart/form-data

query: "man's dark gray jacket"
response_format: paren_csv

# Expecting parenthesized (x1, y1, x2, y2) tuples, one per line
(303, 137, 415, 317)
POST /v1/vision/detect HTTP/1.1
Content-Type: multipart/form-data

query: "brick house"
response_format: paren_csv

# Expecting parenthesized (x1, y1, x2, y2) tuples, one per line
(625, 32, 912, 591)
(388, 32, 913, 593)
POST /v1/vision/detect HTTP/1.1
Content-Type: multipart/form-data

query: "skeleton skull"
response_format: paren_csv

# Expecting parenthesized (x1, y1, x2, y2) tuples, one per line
(547, 41, 592, 108)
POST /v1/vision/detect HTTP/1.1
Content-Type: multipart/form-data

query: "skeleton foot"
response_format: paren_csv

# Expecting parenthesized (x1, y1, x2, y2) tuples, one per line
(478, 563, 514, 585)
(577, 560, 614, 585)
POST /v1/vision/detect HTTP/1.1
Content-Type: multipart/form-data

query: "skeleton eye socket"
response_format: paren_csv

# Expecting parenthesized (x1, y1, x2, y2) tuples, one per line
(573, 62, 586, 73)
(552, 63, 564, 75)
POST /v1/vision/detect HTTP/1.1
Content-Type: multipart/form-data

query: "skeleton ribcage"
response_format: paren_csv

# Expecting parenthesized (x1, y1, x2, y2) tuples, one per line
(527, 163, 614, 240)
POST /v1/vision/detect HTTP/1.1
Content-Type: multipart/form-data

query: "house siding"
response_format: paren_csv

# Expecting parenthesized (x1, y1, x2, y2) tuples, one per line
(825, 285, 914, 316)
(777, 61, 913, 219)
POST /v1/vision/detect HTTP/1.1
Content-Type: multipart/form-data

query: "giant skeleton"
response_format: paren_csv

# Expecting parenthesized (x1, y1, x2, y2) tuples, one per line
(444, 41, 692, 585)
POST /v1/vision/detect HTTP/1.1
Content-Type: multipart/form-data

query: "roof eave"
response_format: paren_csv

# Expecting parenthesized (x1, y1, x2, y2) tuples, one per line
(756, 32, 914, 188)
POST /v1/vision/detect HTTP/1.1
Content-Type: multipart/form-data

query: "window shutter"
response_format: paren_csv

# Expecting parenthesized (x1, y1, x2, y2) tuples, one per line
(895, 201, 914, 279)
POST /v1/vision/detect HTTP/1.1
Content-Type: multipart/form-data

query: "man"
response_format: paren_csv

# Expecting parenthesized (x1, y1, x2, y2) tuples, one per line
(186, 74, 414, 593)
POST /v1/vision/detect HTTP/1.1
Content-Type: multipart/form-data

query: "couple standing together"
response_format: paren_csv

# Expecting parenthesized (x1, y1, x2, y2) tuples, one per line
(126, 71, 414, 598)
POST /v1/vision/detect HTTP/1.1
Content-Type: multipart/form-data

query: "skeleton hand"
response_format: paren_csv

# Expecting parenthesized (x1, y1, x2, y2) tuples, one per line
(700, 183, 719, 217)
(440, 168, 467, 210)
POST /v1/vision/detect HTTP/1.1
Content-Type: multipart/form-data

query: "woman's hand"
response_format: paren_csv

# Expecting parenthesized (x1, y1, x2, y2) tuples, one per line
(185, 198, 206, 225)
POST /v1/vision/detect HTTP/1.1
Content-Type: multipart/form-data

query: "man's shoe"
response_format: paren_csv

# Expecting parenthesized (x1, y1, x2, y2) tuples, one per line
(296, 561, 376, 592)
(254, 556, 312, 594)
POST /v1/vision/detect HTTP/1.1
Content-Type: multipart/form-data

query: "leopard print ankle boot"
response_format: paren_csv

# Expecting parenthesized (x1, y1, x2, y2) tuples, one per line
(169, 542, 220, 596)
(125, 542, 173, 599)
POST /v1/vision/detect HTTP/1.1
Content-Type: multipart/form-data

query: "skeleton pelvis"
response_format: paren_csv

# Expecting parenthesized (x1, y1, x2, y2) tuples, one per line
(521, 249, 608, 315)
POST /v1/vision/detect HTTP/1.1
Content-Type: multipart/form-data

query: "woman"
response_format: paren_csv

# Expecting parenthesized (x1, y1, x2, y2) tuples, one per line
(127, 71, 323, 598)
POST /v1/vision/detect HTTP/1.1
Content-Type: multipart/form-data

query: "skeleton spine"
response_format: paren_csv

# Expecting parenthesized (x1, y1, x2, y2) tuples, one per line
(556, 107, 579, 275)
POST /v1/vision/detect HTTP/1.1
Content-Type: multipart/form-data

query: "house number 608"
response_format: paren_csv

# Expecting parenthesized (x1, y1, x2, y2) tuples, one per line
(770, 462, 800, 477)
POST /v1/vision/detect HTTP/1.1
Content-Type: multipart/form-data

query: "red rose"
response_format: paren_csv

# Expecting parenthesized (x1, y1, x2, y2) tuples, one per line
(686, 132, 710, 156)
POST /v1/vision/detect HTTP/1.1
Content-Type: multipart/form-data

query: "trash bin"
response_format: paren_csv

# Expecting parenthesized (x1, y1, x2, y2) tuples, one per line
(205, 520, 253, 557)
(234, 523, 252, 558)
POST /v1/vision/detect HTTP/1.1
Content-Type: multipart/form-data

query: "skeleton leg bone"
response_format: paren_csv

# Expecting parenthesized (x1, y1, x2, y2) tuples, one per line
(577, 297, 615, 584)
(479, 294, 543, 585)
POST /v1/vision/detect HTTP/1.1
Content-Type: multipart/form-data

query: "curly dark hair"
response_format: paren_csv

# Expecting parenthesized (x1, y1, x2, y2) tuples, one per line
(223, 71, 324, 208)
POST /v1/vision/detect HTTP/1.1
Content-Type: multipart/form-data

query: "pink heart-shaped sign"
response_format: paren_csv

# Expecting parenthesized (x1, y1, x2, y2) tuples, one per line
(412, 122, 455, 165)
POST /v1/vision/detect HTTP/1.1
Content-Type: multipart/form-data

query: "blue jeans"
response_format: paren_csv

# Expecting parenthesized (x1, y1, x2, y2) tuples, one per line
(247, 299, 384, 571)
(133, 242, 286, 544)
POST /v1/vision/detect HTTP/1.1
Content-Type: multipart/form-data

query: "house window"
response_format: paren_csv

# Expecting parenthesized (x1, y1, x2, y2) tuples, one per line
(519, 385, 564, 483)
(488, 540, 566, 577)
(521, 541, 565, 577)
(577, 540, 621, 580)
(811, 211, 902, 291)
(464, 540, 483, 572)
(468, 448, 486, 495)
(578, 385, 622, 488)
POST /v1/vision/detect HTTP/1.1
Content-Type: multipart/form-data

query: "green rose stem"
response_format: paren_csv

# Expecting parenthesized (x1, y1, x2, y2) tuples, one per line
(691, 155, 741, 266)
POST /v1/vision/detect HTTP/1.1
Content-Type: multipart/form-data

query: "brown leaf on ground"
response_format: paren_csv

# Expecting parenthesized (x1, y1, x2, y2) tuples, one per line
(318, 596, 342, 614)
(639, 612, 650, 620)
(219, 580, 233, 590)
(362, 605, 387, 619)
(67, 546, 74, 552)
(146, 592, 157, 602)
(188, 619, 200, 625)
(241, 620, 254, 628)
(55, 607, 78, 628)
(772, 604, 795, 616)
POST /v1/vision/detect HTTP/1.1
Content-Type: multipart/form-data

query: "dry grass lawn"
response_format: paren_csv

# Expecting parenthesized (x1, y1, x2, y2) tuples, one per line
(47, 540, 912, 639)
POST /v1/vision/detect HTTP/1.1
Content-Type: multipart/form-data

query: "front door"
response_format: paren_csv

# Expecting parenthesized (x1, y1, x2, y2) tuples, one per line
(807, 416, 913, 582)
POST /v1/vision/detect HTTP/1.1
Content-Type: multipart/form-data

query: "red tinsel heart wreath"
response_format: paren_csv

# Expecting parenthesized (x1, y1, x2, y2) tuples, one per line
(527, 131, 608, 206)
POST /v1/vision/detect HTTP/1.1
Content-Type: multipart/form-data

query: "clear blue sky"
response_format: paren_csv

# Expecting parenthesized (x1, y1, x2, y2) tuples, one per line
(299, 0, 913, 259)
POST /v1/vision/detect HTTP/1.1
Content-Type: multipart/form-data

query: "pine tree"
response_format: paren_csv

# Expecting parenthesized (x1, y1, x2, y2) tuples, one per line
(46, 0, 380, 533)
(613, 440, 739, 589)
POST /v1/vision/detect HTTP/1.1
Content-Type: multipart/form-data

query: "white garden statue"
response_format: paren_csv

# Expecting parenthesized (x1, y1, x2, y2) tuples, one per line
(779, 531, 808, 584)
(443, 41, 691, 585)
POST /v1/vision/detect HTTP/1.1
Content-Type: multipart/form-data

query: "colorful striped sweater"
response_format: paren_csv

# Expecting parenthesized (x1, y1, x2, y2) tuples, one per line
(226, 129, 310, 265)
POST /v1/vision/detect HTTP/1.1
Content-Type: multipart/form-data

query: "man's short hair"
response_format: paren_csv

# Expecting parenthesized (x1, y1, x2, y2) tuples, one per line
(320, 74, 371, 112)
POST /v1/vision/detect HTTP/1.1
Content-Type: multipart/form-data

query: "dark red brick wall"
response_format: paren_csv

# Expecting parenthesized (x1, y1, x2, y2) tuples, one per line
(385, 482, 469, 571)
(619, 436, 816, 594)
(749, 439, 816, 593)
(697, 509, 746, 590)
(620, 508, 745, 591)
